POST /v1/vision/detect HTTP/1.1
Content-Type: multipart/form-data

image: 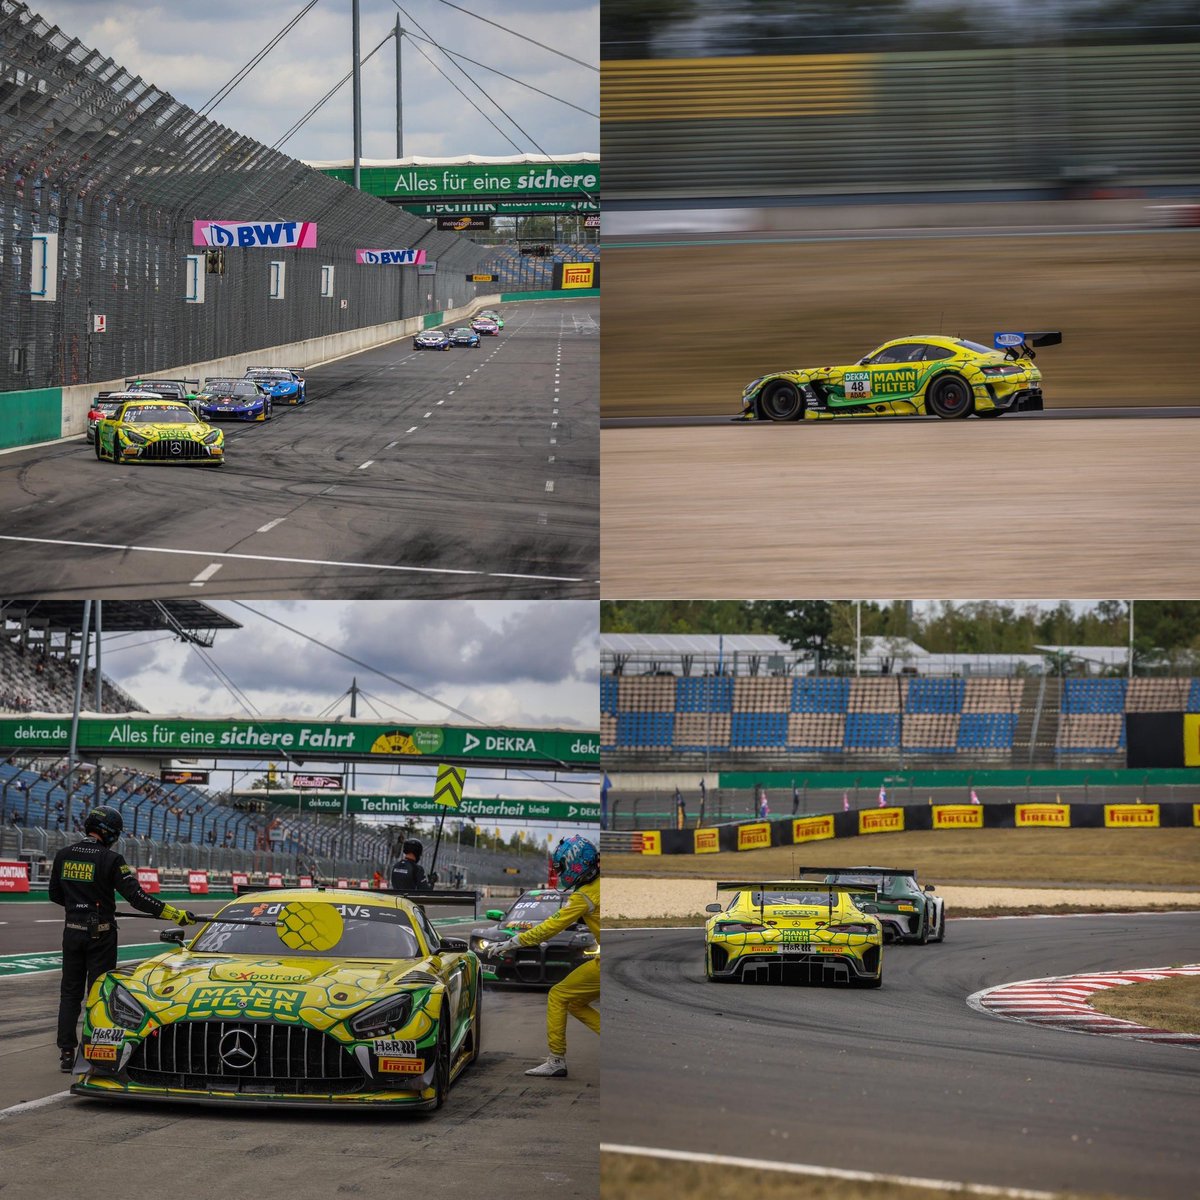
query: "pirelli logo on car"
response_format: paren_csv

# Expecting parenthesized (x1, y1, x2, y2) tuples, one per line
(1015, 804, 1070, 828)
(859, 808, 904, 835)
(1104, 804, 1160, 828)
(84, 1044, 118, 1062)
(736, 822, 771, 851)
(377, 1056, 425, 1074)
(932, 805, 983, 829)
(694, 828, 720, 854)
(792, 814, 835, 844)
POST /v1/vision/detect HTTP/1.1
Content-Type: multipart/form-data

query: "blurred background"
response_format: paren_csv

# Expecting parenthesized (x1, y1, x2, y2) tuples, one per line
(599, 0, 1200, 415)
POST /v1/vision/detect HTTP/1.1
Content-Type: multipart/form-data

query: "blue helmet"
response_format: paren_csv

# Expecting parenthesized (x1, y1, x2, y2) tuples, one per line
(552, 835, 598, 891)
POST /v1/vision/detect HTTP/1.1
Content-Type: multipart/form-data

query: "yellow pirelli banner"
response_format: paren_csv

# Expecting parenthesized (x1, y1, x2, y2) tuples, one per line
(736, 822, 772, 851)
(1104, 804, 1160, 828)
(694, 828, 721, 854)
(932, 805, 983, 830)
(561, 262, 595, 289)
(792, 814, 835, 844)
(1185, 714, 1200, 766)
(636, 831, 661, 855)
(1015, 804, 1070, 827)
(1194, 803, 1200, 827)
(859, 807, 904, 835)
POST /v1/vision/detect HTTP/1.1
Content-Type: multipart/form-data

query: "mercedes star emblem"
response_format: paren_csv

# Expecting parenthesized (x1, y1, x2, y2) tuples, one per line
(218, 1028, 257, 1069)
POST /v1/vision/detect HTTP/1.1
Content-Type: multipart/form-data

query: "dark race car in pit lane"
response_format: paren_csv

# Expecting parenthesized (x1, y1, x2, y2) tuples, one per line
(468, 888, 598, 985)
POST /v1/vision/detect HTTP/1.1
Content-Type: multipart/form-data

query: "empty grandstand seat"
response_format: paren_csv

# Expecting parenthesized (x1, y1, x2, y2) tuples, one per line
(962, 677, 1024, 713)
(733, 678, 791, 713)
(673, 713, 732, 751)
(601, 714, 616, 750)
(1189, 679, 1200, 711)
(957, 712, 1018, 750)
(1125, 678, 1192, 711)
(616, 711, 674, 749)
(1056, 714, 1124, 753)
(600, 677, 618, 715)
(791, 677, 849, 713)
(787, 713, 845, 752)
(844, 712, 900, 750)
(904, 678, 965, 714)
(848, 678, 902, 713)
(1061, 679, 1127, 714)
(618, 677, 678, 712)
(902, 714, 960, 752)
(730, 712, 787, 748)
(676, 676, 734, 713)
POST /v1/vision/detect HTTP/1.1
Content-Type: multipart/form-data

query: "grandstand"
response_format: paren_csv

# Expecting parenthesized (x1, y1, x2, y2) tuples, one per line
(484, 243, 600, 290)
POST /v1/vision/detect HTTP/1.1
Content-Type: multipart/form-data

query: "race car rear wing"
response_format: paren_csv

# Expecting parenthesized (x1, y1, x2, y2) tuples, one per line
(717, 880, 878, 921)
(993, 331, 1062, 361)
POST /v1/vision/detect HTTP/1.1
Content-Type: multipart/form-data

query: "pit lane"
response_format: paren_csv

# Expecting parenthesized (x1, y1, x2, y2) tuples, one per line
(0, 899, 598, 1197)
(602, 913, 1200, 1200)
(0, 299, 598, 599)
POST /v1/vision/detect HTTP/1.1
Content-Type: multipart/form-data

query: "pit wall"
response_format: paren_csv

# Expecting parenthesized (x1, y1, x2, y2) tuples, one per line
(632, 800, 1200, 854)
(1, 289, 593, 452)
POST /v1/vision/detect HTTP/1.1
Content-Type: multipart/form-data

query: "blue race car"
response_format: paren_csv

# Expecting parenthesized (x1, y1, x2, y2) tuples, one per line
(448, 327, 481, 348)
(414, 330, 452, 351)
(196, 378, 272, 422)
(244, 366, 306, 404)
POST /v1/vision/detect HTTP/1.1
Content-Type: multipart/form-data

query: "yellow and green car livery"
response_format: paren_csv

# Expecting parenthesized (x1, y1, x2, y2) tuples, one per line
(739, 331, 1060, 422)
(94, 397, 224, 464)
(704, 880, 883, 986)
(70, 889, 482, 1110)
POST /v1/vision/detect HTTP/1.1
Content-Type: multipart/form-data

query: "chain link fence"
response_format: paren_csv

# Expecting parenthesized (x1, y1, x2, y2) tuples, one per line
(0, 0, 489, 394)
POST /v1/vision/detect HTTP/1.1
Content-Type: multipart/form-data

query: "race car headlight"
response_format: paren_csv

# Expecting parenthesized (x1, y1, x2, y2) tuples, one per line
(470, 934, 503, 952)
(109, 982, 146, 1029)
(742, 377, 764, 397)
(202, 430, 221, 444)
(350, 993, 413, 1038)
(122, 430, 148, 445)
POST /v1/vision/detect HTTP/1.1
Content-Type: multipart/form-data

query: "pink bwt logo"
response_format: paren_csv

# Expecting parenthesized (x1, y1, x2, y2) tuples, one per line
(192, 221, 318, 248)
(355, 249, 427, 265)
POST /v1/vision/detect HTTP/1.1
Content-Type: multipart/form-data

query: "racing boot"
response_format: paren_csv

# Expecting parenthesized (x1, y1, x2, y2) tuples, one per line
(524, 1055, 568, 1078)
(59, 1047, 75, 1073)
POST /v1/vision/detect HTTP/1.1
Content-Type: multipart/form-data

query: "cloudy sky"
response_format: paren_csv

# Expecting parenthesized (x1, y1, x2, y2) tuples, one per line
(94, 600, 599, 832)
(26, 0, 598, 162)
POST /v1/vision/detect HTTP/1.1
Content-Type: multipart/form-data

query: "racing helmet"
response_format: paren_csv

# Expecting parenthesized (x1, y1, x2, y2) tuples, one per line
(84, 805, 123, 847)
(401, 837, 423, 861)
(551, 835, 598, 891)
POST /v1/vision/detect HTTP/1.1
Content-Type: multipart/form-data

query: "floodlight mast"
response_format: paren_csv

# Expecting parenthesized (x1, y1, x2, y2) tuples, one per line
(352, 0, 362, 190)
(395, 16, 403, 158)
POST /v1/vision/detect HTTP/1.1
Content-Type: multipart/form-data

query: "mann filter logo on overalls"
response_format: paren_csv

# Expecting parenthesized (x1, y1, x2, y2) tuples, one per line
(61, 860, 95, 882)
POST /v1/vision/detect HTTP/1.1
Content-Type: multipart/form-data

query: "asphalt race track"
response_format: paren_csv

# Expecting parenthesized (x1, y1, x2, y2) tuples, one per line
(0, 299, 598, 599)
(602, 914, 1200, 1200)
(0, 899, 598, 1199)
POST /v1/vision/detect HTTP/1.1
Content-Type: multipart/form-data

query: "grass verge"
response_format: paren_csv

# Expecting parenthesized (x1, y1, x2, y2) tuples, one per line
(601, 1151, 1112, 1200)
(1087, 975, 1200, 1034)
(606, 828, 1200, 888)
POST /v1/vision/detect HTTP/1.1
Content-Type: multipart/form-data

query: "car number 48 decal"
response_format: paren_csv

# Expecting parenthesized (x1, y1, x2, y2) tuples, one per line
(844, 372, 871, 398)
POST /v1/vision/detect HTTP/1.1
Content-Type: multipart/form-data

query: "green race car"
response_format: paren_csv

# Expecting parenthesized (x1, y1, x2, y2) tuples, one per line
(738, 331, 1060, 422)
(822, 867, 946, 944)
(94, 397, 224, 465)
(469, 887, 597, 985)
(70, 889, 482, 1110)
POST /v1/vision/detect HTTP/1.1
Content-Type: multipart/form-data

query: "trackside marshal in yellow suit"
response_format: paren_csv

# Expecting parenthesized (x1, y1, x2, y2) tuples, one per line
(491, 835, 599, 1078)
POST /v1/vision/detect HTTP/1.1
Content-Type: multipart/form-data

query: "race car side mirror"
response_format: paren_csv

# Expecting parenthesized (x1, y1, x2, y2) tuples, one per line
(485, 909, 504, 920)
(159, 928, 185, 945)
(924, 884, 935, 893)
(438, 937, 469, 953)
(704, 903, 722, 913)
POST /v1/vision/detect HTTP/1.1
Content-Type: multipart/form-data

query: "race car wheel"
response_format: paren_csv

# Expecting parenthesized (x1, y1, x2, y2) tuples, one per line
(94, 439, 103, 461)
(758, 380, 804, 422)
(932, 908, 946, 942)
(432, 1017, 451, 1109)
(927, 375, 972, 419)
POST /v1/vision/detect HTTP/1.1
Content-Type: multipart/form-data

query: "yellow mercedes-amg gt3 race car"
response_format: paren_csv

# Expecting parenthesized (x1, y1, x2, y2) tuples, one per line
(70, 889, 482, 1110)
(738, 331, 1060, 422)
(94, 396, 224, 464)
(704, 880, 883, 986)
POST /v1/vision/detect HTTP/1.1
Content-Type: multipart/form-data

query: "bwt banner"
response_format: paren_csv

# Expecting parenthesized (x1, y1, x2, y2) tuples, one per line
(193, 220, 317, 248)
(292, 774, 343, 790)
(355, 249, 427, 265)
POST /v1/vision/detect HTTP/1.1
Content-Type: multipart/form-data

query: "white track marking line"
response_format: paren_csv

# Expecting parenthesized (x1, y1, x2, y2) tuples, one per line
(423, 412, 432, 418)
(0, 535, 585, 583)
(437, 400, 444, 405)
(189, 563, 222, 587)
(545, 481, 555, 492)
(384, 441, 398, 449)
(357, 461, 374, 470)
(255, 518, 286, 534)
(600, 1145, 1057, 1200)
(406, 426, 418, 434)
(0, 1091, 71, 1121)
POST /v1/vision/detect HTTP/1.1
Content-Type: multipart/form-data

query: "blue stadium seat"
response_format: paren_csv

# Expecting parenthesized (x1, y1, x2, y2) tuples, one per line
(676, 677, 733, 712)
(905, 678, 965, 714)
(1061, 678, 1127, 714)
(844, 713, 899, 749)
(600, 677, 618, 715)
(1187, 679, 1200, 710)
(616, 711, 674, 748)
(731, 712, 787, 747)
(791, 678, 849, 713)
(957, 713, 1017, 750)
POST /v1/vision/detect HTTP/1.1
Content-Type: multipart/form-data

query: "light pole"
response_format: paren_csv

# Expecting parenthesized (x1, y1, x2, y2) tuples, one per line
(351, 0, 362, 190)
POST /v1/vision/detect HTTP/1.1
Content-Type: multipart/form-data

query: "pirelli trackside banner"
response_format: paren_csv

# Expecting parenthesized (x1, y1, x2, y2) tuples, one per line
(639, 801, 1199, 853)
(0, 715, 598, 768)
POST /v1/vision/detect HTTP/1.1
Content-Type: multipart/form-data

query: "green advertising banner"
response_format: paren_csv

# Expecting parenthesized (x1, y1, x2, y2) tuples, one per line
(319, 163, 599, 202)
(243, 792, 598, 823)
(0, 716, 599, 769)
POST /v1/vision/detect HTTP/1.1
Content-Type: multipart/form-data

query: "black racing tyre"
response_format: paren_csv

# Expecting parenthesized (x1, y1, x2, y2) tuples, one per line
(432, 1016, 451, 1109)
(975, 407, 1004, 418)
(927, 374, 973, 419)
(758, 380, 804, 422)
(932, 909, 946, 942)
(94, 438, 102, 461)
(857, 974, 884, 989)
(468, 979, 482, 1066)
